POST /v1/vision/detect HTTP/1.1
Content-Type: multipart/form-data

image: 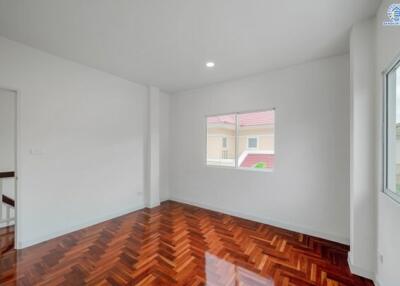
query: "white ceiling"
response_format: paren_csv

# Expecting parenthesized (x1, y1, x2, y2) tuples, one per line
(0, 0, 380, 92)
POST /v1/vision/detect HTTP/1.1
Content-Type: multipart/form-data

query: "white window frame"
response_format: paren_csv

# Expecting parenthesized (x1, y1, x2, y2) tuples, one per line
(383, 56, 400, 203)
(205, 108, 275, 172)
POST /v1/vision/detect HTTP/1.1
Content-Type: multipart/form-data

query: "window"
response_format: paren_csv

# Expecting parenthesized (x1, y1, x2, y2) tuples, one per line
(207, 110, 275, 171)
(247, 137, 258, 149)
(384, 58, 400, 203)
(222, 137, 227, 148)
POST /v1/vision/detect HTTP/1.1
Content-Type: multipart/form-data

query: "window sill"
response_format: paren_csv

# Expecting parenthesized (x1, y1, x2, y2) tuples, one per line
(238, 167, 273, 173)
(383, 189, 400, 204)
(206, 164, 273, 173)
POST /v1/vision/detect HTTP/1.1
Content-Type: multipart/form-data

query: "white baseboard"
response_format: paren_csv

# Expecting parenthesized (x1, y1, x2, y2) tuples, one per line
(170, 197, 350, 245)
(347, 255, 376, 281)
(17, 204, 145, 249)
(145, 202, 161, 208)
(374, 274, 385, 286)
(0, 221, 15, 228)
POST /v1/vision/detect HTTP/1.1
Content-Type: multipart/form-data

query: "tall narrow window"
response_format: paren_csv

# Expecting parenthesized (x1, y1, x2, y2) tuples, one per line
(206, 110, 275, 171)
(222, 137, 228, 148)
(384, 59, 400, 202)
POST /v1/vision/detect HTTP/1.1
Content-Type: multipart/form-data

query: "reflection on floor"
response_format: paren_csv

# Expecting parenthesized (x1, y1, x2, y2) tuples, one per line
(0, 226, 14, 256)
(0, 201, 374, 285)
(206, 252, 274, 285)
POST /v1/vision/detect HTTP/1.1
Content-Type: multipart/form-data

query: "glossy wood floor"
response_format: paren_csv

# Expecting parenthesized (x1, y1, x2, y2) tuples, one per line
(0, 201, 374, 286)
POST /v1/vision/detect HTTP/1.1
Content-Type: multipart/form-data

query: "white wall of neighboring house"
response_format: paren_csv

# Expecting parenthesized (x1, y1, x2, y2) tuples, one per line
(0, 36, 150, 248)
(170, 54, 350, 244)
(206, 124, 275, 168)
(206, 126, 236, 161)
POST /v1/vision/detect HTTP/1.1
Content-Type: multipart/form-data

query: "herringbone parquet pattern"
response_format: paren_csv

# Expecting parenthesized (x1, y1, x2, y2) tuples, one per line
(0, 201, 374, 285)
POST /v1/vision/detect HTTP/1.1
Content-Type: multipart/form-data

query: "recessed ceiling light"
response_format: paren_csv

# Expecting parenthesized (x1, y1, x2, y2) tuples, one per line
(206, 62, 215, 68)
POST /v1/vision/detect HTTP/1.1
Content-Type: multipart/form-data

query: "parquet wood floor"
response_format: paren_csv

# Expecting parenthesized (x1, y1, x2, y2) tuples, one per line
(0, 201, 374, 285)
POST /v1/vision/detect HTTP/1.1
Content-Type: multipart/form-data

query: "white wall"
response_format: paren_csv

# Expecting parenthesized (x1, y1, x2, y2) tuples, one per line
(170, 55, 350, 243)
(0, 88, 15, 172)
(350, 3, 400, 284)
(348, 18, 377, 279)
(143, 87, 170, 206)
(0, 88, 16, 225)
(144, 86, 161, 208)
(160, 91, 170, 201)
(0, 88, 16, 199)
(376, 1, 400, 285)
(0, 36, 148, 248)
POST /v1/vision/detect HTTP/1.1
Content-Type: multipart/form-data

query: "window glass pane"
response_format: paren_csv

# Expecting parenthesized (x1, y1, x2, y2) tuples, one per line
(238, 111, 275, 170)
(207, 114, 236, 167)
(386, 64, 400, 197)
(247, 137, 258, 148)
(222, 137, 227, 148)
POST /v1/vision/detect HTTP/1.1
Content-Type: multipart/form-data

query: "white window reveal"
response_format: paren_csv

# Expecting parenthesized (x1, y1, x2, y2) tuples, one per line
(383, 57, 400, 203)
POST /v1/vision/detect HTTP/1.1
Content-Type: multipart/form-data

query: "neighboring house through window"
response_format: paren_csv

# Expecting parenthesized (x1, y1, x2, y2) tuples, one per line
(206, 110, 275, 171)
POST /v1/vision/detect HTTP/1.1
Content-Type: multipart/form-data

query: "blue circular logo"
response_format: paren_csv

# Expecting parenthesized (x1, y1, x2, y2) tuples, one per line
(387, 3, 400, 21)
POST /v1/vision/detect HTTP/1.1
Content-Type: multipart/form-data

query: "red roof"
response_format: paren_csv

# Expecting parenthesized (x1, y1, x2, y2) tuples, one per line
(208, 111, 274, 126)
(240, 154, 275, 168)
(207, 114, 236, 125)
